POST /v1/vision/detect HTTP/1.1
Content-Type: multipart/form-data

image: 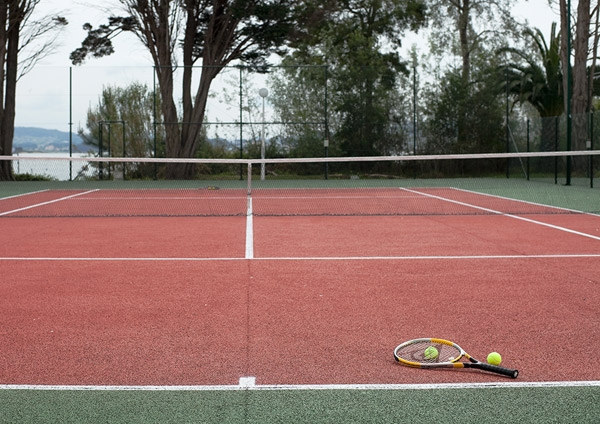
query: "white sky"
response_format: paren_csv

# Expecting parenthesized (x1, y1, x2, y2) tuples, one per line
(15, 0, 559, 132)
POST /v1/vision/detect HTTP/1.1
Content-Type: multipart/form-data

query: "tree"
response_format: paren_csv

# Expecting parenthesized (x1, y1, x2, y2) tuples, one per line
(426, 0, 519, 144)
(498, 23, 563, 151)
(269, 63, 330, 159)
(556, 0, 600, 179)
(0, 0, 67, 181)
(71, 0, 332, 179)
(421, 62, 506, 156)
(79, 82, 162, 159)
(559, 0, 596, 176)
(588, 4, 600, 105)
(78, 82, 169, 179)
(268, 0, 427, 159)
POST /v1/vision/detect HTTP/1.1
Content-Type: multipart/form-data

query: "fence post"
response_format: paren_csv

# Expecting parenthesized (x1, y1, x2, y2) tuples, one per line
(554, 117, 558, 185)
(590, 111, 594, 188)
(526, 119, 530, 181)
(69, 67, 73, 181)
(240, 66, 244, 180)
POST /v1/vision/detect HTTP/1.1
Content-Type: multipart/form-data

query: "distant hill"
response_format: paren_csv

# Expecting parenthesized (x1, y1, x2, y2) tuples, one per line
(13, 127, 93, 153)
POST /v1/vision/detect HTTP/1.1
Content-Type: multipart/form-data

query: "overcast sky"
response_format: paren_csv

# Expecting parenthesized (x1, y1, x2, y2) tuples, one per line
(15, 0, 559, 133)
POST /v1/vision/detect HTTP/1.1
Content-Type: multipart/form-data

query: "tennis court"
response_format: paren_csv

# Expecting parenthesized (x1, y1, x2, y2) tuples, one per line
(1, 155, 599, 423)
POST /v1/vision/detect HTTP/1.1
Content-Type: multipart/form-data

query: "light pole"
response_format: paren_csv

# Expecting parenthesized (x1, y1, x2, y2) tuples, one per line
(565, 0, 572, 185)
(259, 88, 268, 181)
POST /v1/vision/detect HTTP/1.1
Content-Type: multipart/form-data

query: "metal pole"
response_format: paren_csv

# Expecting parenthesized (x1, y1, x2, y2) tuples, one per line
(526, 119, 530, 180)
(69, 67, 73, 181)
(259, 88, 268, 181)
(566, 0, 572, 185)
(122, 122, 126, 179)
(413, 65, 417, 154)
(99, 123, 103, 180)
(324, 138, 329, 179)
(247, 163, 252, 195)
(240, 67, 243, 180)
(122, 121, 126, 157)
(590, 112, 594, 188)
(554, 117, 558, 184)
(261, 96, 265, 180)
(506, 64, 510, 178)
(153, 67, 157, 179)
(324, 64, 329, 179)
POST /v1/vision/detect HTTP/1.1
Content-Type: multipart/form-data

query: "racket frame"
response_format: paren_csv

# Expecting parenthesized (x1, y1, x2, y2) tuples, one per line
(394, 338, 519, 378)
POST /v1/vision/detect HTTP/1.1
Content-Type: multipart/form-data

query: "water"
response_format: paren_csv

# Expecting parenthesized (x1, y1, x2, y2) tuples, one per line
(12, 152, 91, 181)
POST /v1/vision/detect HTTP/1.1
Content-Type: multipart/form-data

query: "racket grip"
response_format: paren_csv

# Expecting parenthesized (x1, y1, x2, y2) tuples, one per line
(473, 362, 519, 378)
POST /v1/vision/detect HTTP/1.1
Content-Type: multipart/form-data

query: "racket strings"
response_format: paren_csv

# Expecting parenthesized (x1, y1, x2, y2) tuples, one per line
(396, 340, 461, 364)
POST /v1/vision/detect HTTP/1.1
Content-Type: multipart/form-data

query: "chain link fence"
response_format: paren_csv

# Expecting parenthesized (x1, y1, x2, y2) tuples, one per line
(13, 65, 599, 186)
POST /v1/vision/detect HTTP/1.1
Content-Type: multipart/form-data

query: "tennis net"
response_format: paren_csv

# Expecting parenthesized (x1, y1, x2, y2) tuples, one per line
(1, 151, 598, 217)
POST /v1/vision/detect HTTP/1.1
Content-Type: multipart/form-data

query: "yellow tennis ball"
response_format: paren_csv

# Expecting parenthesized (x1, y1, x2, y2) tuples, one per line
(487, 352, 502, 365)
(424, 346, 439, 360)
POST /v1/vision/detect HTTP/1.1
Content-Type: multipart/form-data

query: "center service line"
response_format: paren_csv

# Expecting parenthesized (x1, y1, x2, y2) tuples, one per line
(245, 196, 254, 259)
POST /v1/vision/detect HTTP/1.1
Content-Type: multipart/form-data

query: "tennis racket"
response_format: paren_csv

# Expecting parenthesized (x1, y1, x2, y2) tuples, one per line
(394, 338, 518, 378)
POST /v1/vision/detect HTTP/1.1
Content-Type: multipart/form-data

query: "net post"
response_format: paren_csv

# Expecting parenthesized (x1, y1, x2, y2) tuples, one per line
(247, 162, 252, 195)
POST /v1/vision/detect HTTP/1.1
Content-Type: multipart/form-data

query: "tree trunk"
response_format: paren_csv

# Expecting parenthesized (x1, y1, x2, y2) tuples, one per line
(588, 5, 600, 111)
(0, 0, 23, 181)
(162, 1, 240, 179)
(0, 3, 6, 158)
(559, 0, 569, 115)
(571, 0, 590, 172)
(136, 0, 188, 179)
(456, 0, 471, 146)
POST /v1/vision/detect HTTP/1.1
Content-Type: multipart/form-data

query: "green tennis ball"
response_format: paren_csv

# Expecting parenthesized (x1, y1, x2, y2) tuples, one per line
(424, 346, 439, 360)
(487, 352, 502, 365)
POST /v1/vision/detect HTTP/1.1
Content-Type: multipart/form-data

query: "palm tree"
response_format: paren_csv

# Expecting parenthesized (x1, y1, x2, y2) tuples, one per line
(499, 23, 563, 151)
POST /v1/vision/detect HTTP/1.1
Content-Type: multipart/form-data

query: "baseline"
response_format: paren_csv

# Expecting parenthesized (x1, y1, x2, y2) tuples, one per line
(1, 253, 599, 261)
(2, 380, 599, 391)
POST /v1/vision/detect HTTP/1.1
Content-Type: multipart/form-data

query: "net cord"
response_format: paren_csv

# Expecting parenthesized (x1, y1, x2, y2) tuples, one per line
(2, 150, 599, 166)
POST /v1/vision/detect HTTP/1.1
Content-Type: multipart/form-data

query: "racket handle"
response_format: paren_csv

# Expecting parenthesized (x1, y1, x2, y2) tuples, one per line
(469, 362, 519, 378)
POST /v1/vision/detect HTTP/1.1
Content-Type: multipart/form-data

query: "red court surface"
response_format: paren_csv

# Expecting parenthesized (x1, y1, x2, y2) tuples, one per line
(1, 210, 599, 387)
(253, 214, 600, 257)
(0, 217, 247, 258)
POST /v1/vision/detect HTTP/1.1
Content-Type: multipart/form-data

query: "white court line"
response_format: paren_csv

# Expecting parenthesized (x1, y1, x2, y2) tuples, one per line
(245, 196, 254, 259)
(1, 380, 599, 391)
(452, 187, 594, 215)
(74, 196, 247, 200)
(402, 188, 600, 241)
(0, 189, 49, 201)
(1, 254, 600, 262)
(238, 376, 256, 387)
(0, 189, 99, 217)
(1, 254, 600, 261)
